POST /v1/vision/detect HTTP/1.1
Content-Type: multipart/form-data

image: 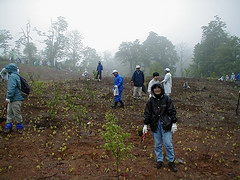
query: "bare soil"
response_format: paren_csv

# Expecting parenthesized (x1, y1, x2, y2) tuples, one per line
(0, 70, 239, 180)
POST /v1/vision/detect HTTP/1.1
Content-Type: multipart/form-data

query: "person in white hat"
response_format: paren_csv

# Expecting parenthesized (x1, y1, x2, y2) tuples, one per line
(161, 68, 172, 96)
(111, 70, 124, 108)
(131, 65, 145, 99)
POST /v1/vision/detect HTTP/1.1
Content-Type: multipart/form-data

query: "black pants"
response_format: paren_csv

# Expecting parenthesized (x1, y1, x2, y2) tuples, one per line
(96, 71, 102, 80)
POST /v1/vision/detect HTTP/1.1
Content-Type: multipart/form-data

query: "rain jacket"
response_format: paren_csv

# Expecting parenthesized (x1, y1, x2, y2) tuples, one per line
(97, 63, 103, 72)
(5, 63, 24, 102)
(114, 74, 123, 91)
(131, 70, 144, 87)
(161, 72, 172, 94)
(144, 83, 177, 132)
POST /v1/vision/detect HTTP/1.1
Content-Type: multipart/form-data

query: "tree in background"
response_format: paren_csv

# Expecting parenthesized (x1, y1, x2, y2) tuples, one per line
(142, 32, 179, 74)
(81, 47, 101, 73)
(37, 16, 68, 67)
(115, 39, 144, 75)
(16, 21, 38, 64)
(190, 16, 240, 77)
(0, 29, 13, 56)
(64, 30, 84, 71)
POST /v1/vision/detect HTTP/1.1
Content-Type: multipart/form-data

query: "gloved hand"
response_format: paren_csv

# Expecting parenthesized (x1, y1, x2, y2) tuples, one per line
(171, 123, 177, 134)
(142, 125, 148, 134)
(114, 85, 118, 88)
(6, 98, 10, 103)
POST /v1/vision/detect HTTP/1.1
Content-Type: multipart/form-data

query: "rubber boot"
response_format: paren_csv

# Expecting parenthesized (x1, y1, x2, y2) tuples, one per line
(4, 123, 13, 134)
(16, 123, 24, 134)
(119, 101, 124, 108)
(111, 102, 118, 109)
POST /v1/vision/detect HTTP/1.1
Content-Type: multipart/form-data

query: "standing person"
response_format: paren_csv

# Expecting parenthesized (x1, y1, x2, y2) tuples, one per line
(148, 72, 160, 98)
(96, 61, 103, 81)
(161, 68, 172, 96)
(1, 63, 25, 134)
(142, 83, 178, 172)
(231, 73, 236, 82)
(131, 65, 144, 99)
(112, 70, 124, 108)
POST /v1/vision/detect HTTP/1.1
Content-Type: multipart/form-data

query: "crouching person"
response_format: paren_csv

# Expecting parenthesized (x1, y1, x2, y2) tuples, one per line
(142, 83, 178, 172)
(1, 63, 25, 134)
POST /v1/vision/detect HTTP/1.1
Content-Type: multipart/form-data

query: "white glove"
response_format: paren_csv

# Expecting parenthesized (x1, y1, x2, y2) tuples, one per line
(171, 123, 177, 134)
(142, 125, 148, 134)
(114, 85, 118, 88)
(6, 98, 10, 103)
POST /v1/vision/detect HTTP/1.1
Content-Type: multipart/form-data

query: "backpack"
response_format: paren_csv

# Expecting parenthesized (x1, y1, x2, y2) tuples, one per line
(18, 75, 30, 97)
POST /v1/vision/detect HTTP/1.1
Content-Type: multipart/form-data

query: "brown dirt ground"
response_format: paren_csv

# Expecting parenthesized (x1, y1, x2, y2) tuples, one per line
(0, 69, 239, 180)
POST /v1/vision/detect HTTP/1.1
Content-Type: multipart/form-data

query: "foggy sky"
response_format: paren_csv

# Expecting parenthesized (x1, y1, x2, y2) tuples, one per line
(0, 0, 240, 53)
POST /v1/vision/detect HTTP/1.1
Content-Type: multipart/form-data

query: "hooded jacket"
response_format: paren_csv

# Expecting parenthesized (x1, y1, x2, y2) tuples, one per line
(5, 63, 24, 102)
(144, 83, 177, 132)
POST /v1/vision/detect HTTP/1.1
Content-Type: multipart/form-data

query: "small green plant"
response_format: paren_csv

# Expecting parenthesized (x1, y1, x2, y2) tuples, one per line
(47, 87, 61, 119)
(83, 80, 96, 105)
(102, 112, 133, 179)
(31, 81, 46, 96)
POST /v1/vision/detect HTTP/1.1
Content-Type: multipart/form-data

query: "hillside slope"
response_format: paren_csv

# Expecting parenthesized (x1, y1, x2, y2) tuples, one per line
(0, 66, 239, 179)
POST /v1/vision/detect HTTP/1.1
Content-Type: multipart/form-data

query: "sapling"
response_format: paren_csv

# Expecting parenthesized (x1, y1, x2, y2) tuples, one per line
(102, 112, 133, 179)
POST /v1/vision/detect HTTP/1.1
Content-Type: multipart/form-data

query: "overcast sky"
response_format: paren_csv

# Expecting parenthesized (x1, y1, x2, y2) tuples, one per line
(0, 0, 240, 53)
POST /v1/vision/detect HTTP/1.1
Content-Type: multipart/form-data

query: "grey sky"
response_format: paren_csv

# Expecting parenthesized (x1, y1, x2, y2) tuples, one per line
(0, 0, 240, 53)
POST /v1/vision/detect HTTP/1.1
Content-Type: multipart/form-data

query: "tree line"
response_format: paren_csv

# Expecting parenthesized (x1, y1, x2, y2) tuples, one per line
(0, 16, 239, 77)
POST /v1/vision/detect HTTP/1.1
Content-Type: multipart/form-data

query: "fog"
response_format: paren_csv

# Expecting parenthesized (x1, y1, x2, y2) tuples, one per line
(1, 0, 240, 53)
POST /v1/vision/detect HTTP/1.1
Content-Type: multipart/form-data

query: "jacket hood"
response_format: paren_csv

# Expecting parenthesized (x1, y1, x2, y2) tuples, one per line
(151, 83, 165, 97)
(5, 63, 18, 73)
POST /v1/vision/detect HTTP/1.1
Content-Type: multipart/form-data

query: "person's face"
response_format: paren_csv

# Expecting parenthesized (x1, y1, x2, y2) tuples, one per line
(153, 86, 161, 94)
(113, 72, 118, 76)
(153, 76, 159, 81)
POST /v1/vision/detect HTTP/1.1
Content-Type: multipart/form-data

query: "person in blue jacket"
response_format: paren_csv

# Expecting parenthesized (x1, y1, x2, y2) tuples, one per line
(112, 69, 124, 108)
(1, 63, 25, 134)
(96, 61, 103, 81)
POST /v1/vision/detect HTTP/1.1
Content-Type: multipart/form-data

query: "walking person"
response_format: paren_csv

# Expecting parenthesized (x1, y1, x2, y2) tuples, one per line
(161, 68, 172, 96)
(142, 83, 178, 172)
(1, 63, 25, 134)
(148, 72, 160, 98)
(112, 70, 124, 108)
(131, 65, 144, 99)
(96, 61, 103, 81)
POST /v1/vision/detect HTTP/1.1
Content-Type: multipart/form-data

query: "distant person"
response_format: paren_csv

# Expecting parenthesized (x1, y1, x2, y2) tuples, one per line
(1, 63, 25, 134)
(131, 65, 144, 99)
(161, 68, 172, 96)
(96, 61, 103, 81)
(225, 75, 229, 81)
(148, 72, 160, 97)
(112, 70, 124, 108)
(236, 73, 240, 85)
(231, 73, 236, 82)
(142, 83, 178, 172)
(183, 81, 190, 89)
(218, 76, 224, 81)
(82, 69, 90, 80)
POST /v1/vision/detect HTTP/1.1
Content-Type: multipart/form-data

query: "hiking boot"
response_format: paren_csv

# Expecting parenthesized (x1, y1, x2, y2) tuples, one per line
(16, 123, 24, 134)
(168, 161, 177, 172)
(156, 161, 163, 169)
(4, 123, 13, 134)
(119, 101, 124, 108)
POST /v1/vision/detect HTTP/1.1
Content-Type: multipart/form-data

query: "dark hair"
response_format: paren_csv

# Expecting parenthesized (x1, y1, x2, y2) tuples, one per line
(153, 72, 159, 77)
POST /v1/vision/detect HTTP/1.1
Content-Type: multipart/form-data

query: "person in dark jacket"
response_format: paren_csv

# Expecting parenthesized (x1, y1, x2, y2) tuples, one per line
(112, 69, 124, 108)
(142, 83, 178, 172)
(96, 61, 103, 81)
(2, 63, 25, 134)
(131, 65, 144, 99)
